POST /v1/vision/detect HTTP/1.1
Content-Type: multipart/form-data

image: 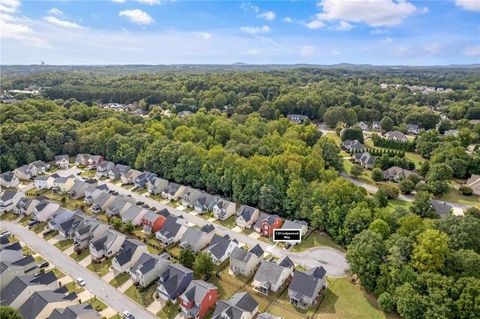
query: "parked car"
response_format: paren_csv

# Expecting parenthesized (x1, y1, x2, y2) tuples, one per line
(28, 220, 39, 228)
(76, 278, 86, 286)
(123, 310, 135, 319)
(39, 261, 49, 268)
(43, 229, 54, 237)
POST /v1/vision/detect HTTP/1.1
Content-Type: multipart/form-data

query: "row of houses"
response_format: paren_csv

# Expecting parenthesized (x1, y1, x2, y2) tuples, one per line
(0, 234, 101, 319)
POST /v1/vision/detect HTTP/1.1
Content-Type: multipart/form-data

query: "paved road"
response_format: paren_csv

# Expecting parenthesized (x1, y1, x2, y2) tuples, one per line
(1, 221, 157, 319)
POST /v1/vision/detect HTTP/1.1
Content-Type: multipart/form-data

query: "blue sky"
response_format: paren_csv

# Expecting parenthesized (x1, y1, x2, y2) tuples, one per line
(1, 0, 479, 65)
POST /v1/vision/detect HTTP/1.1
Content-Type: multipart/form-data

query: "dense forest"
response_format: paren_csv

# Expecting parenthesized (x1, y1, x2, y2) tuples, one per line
(1, 67, 479, 318)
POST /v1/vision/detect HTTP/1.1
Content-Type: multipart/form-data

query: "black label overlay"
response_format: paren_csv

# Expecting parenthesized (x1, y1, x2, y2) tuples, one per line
(273, 229, 301, 242)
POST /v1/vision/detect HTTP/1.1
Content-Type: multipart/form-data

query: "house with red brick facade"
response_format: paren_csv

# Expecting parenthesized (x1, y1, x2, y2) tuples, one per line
(254, 213, 283, 237)
(179, 280, 217, 319)
(141, 209, 170, 234)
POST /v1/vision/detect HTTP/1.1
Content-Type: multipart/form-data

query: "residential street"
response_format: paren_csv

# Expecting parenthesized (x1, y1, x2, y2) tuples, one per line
(0, 221, 157, 319)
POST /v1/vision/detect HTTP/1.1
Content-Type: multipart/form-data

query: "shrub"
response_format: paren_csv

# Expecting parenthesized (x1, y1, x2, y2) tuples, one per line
(459, 185, 473, 196)
(378, 292, 396, 312)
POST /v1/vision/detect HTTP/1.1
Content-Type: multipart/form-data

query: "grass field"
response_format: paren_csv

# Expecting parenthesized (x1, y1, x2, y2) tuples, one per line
(54, 239, 73, 251)
(124, 283, 157, 306)
(51, 267, 66, 278)
(70, 249, 90, 261)
(156, 302, 180, 319)
(325, 132, 342, 145)
(343, 160, 376, 185)
(32, 221, 48, 234)
(87, 258, 112, 277)
(43, 230, 59, 240)
(19, 216, 31, 226)
(439, 186, 480, 208)
(404, 152, 426, 168)
(88, 297, 108, 312)
(0, 212, 18, 221)
(292, 231, 343, 252)
(64, 281, 85, 294)
(110, 272, 130, 288)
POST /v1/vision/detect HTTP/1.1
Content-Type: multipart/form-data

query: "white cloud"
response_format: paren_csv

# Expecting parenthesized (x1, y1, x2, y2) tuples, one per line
(0, 0, 21, 13)
(305, 20, 325, 29)
(47, 8, 63, 17)
(136, 0, 161, 5)
(257, 11, 275, 21)
(455, 0, 480, 12)
(332, 20, 352, 31)
(240, 25, 270, 34)
(423, 43, 443, 56)
(283, 17, 293, 23)
(243, 49, 260, 56)
(330, 49, 341, 55)
(240, 2, 260, 13)
(382, 37, 393, 43)
(198, 32, 212, 39)
(112, 0, 126, 3)
(370, 28, 386, 35)
(119, 9, 154, 25)
(300, 45, 316, 56)
(464, 45, 480, 56)
(317, 0, 418, 27)
(44, 16, 83, 29)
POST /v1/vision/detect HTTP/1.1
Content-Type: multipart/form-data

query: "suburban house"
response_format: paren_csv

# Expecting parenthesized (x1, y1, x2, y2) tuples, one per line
(52, 175, 75, 193)
(385, 130, 408, 142)
(146, 177, 169, 195)
(288, 266, 327, 309)
(121, 205, 148, 225)
(157, 263, 194, 302)
(108, 164, 130, 180)
(0, 271, 58, 309)
(14, 165, 36, 180)
(155, 215, 188, 245)
(281, 220, 308, 246)
(111, 239, 147, 274)
(251, 257, 294, 295)
(0, 242, 37, 290)
(89, 229, 126, 262)
(0, 171, 20, 188)
(430, 200, 453, 218)
(74, 154, 90, 167)
(162, 182, 187, 200)
(212, 199, 236, 221)
(14, 197, 39, 216)
(134, 171, 157, 189)
(254, 213, 283, 237)
(230, 244, 264, 277)
(91, 192, 115, 214)
(341, 140, 364, 152)
(120, 169, 141, 185)
(383, 166, 418, 182)
(84, 184, 110, 205)
(466, 174, 480, 195)
(47, 209, 80, 232)
(372, 121, 381, 131)
(193, 193, 218, 213)
(73, 218, 109, 252)
(287, 114, 308, 124)
(68, 179, 98, 199)
(86, 155, 104, 169)
(212, 292, 259, 319)
(30, 161, 50, 174)
(235, 205, 260, 229)
(56, 212, 85, 238)
(129, 252, 171, 288)
(204, 234, 238, 265)
(34, 175, 56, 190)
(106, 195, 135, 217)
(96, 161, 115, 178)
(179, 280, 218, 319)
(50, 303, 101, 319)
(181, 188, 204, 208)
(179, 224, 216, 253)
(353, 152, 376, 169)
(407, 124, 420, 135)
(33, 200, 60, 221)
(54, 155, 70, 169)
(356, 121, 368, 131)
(142, 209, 170, 234)
(18, 287, 77, 319)
(0, 191, 22, 214)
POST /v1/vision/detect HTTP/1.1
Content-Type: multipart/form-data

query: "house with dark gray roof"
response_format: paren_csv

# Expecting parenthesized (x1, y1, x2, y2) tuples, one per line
(89, 229, 126, 262)
(193, 193, 218, 213)
(288, 266, 326, 309)
(14, 164, 36, 180)
(52, 175, 76, 193)
(112, 238, 147, 274)
(180, 224, 216, 253)
(157, 263, 194, 302)
(121, 205, 148, 225)
(54, 155, 70, 169)
(407, 124, 420, 135)
(108, 164, 130, 180)
(252, 256, 294, 295)
(385, 130, 408, 142)
(33, 200, 61, 222)
(155, 215, 188, 245)
(204, 234, 238, 265)
(134, 171, 157, 189)
(212, 292, 259, 319)
(354, 152, 376, 169)
(90, 192, 115, 213)
(84, 185, 110, 206)
(147, 177, 169, 195)
(181, 188, 204, 208)
(281, 220, 308, 246)
(106, 195, 135, 217)
(0, 191, 22, 213)
(96, 161, 115, 178)
(50, 303, 101, 319)
(235, 205, 259, 229)
(34, 175, 55, 190)
(74, 154, 90, 167)
(0, 171, 20, 188)
(229, 244, 264, 277)
(130, 252, 171, 288)
(162, 182, 187, 200)
(68, 179, 98, 199)
(120, 169, 141, 185)
(383, 166, 418, 182)
(341, 140, 364, 152)
(14, 197, 39, 216)
(0, 271, 57, 308)
(179, 280, 218, 319)
(18, 287, 77, 319)
(212, 199, 236, 220)
(73, 218, 109, 252)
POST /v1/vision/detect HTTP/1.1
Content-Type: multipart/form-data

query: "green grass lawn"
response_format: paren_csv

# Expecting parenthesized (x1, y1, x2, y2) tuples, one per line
(325, 132, 342, 145)
(88, 297, 108, 312)
(439, 186, 480, 208)
(404, 152, 426, 168)
(156, 302, 180, 319)
(124, 283, 157, 306)
(167, 245, 181, 259)
(44, 230, 59, 240)
(64, 281, 85, 294)
(32, 221, 48, 234)
(291, 231, 343, 252)
(0, 212, 18, 221)
(315, 277, 394, 319)
(70, 249, 90, 262)
(34, 255, 46, 263)
(22, 245, 35, 256)
(44, 190, 86, 211)
(51, 267, 66, 278)
(54, 239, 73, 251)
(19, 216, 31, 226)
(87, 258, 112, 277)
(215, 215, 236, 228)
(110, 272, 130, 288)
(343, 160, 376, 186)
(108, 315, 122, 319)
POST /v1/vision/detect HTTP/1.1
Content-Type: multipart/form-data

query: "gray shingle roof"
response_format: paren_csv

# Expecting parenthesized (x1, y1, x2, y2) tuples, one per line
(0, 272, 57, 306)
(50, 303, 100, 319)
(114, 239, 145, 266)
(288, 266, 326, 299)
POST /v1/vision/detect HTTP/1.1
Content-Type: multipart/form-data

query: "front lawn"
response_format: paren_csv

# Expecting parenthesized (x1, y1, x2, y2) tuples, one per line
(343, 160, 375, 186)
(156, 302, 180, 319)
(19, 216, 31, 226)
(51, 267, 66, 278)
(291, 231, 343, 252)
(0, 212, 18, 221)
(64, 281, 85, 294)
(439, 186, 480, 208)
(88, 296, 108, 312)
(32, 221, 48, 234)
(22, 245, 34, 256)
(70, 249, 90, 261)
(167, 245, 181, 259)
(44, 230, 59, 240)
(110, 272, 130, 288)
(54, 239, 73, 251)
(124, 283, 157, 306)
(215, 215, 236, 228)
(87, 258, 112, 277)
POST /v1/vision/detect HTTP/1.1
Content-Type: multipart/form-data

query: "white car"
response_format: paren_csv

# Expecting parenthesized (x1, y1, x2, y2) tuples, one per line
(76, 278, 86, 286)
(123, 310, 135, 319)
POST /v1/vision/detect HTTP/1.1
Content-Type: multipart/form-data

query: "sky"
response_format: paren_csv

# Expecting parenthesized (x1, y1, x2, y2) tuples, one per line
(1, 0, 479, 65)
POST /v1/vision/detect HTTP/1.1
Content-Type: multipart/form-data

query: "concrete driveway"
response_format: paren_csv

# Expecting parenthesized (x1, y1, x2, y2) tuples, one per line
(1, 221, 157, 319)
(102, 269, 115, 282)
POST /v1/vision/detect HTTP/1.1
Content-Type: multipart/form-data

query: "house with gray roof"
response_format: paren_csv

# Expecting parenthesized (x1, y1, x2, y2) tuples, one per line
(229, 244, 264, 277)
(181, 188, 204, 208)
(54, 155, 70, 169)
(251, 256, 294, 295)
(0, 271, 57, 308)
(212, 199, 235, 221)
(57, 211, 85, 238)
(179, 280, 218, 319)
(212, 292, 259, 319)
(18, 287, 77, 319)
(14, 197, 39, 216)
(90, 229, 126, 262)
(383, 166, 418, 182)
(341, 140, 364, 152)
(204, 234, 238, 265)
(288, 266, 326, 309)
(108, 164, 130, 180)
(84, 185, 110, 205)
(14, 164, 36, 180)
(157, 263, 194, 302)
(430, 200, 453, 218)
(106, 195, 135, 217)
(134, 171, 157, 189)
(96, 161, 115, 178)
(235, 205, 259, 229)
(30, 160, 50, 174)
(372, 121, 381, 132)
(193, 193, 218, 213)
(281, 220, 308, 246)
(112, 238, 147, 274)
(147, 177, 169, 195)
(34, 175, 55, 190)
(162, 182, 187, 200)
(156, 215, 188, 245)
(73, 218, 109, 252)
(130, 252, 171, 288)
(33, 200, 60, 222)
(287, 114, 308, 124)
(52, 175, 75, 193)
(86, 155, 103, 169)
(385, 130, 408, 142)
(75, 154, 90, 167)
(0, 243, 38, 290)
(90, 192, 115, 213)
(68, 179, 98, 199)
(354, 152, 376, 169)
(47, 208, 80, 232)
(180, 224, 216, 253)
(356, 121, 368, 131)
(121, 169, 141, 185)
(407, 124, 420, 135)
(0, 171, 20, 188)
(121, 205, 148, 226)
(50, 303, 101, 319)
(0, 191, 22, 214)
